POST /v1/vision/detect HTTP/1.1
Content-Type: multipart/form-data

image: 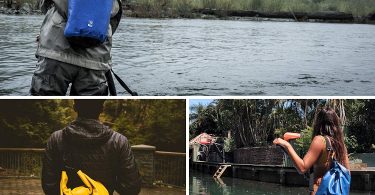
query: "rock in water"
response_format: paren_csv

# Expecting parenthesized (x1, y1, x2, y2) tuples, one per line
(20, 3, 32, 14)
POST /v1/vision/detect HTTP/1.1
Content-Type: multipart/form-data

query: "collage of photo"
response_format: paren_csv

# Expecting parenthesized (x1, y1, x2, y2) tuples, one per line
(1, 0, 375, 194)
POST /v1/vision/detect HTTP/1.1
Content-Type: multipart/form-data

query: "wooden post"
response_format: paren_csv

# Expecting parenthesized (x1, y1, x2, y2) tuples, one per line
(279, 169, 286, 184)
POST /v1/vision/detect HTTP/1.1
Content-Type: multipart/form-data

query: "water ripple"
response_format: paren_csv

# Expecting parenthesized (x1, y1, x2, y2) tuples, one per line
(1, 15, 375, 95)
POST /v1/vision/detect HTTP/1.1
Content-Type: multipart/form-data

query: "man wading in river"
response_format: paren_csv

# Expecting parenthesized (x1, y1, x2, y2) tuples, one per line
(30, 0, 122, 95)
(42, 100, 141, 194)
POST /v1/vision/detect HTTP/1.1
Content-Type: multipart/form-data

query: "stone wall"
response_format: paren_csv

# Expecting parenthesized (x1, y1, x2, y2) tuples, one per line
(234, 146, 284, 165)
(131, 145, 155, 186)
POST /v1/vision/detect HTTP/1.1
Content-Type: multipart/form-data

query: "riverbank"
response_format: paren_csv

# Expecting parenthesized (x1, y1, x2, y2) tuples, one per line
(125, 7, 375, 24)
(0, 4, 40, 15)
(124, 0, 375, 23)
(1, 0, 375, 24)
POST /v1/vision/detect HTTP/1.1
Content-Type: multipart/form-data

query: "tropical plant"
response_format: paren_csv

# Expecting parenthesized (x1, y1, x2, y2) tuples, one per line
(189, 99, 375, 153)
(224, 137, 235, 152)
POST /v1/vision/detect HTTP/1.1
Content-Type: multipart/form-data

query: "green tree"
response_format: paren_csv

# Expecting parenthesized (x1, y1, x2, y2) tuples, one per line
(0, 100, 186, 152)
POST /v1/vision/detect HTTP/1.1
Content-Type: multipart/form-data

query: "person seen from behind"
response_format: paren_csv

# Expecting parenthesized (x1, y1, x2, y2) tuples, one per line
(42, 100, 141, 194)
(30, 0, 122, 95)
(273, 107, 350, 195)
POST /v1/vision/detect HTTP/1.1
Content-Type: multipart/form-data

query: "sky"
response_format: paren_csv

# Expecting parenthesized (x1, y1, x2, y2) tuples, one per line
(189, 99, 214, 108)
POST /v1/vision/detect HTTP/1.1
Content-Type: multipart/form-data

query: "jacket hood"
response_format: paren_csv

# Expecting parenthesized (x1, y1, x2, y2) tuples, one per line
(63, 118, 113, 147)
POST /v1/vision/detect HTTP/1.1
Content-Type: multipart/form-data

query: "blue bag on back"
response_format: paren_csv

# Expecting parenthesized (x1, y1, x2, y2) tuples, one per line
(316, 136, 351, 195)
(64, 0, 113, 47)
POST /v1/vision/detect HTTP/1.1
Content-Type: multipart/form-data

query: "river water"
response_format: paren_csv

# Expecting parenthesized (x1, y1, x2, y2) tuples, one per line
(1, 14, 375, 96)
(190, 170, 371, 195)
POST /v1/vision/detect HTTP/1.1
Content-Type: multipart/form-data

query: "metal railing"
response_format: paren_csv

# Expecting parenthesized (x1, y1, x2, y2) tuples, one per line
(154, 151, 186, 187)
(0, 148, 44, 177)
(0, 148, 186, 188)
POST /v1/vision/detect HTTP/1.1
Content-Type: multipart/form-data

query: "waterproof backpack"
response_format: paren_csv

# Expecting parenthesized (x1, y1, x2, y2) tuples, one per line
(316, 136, 351, 195)
(60, 170, 109, 195)
(60, 141, 109, 195)
(64, 0, 113, 47)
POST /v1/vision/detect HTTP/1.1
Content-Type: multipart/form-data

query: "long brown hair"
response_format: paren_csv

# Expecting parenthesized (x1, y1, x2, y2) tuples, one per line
(312, 107, 347, 165)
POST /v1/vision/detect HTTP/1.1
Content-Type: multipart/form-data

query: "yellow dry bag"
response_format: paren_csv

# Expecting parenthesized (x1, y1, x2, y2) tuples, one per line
(60, 170, 109, 195)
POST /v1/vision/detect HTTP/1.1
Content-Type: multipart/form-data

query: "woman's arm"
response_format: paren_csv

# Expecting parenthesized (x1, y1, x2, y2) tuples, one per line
(344, 147, 350, 171)
(274, 136, 324, 174)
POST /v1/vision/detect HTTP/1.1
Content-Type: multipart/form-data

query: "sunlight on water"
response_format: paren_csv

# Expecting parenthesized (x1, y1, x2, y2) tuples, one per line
(1, 15, 375, 95)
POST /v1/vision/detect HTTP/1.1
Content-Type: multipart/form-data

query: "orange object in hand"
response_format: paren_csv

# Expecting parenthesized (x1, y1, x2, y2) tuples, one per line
(283, 132, 301, 141)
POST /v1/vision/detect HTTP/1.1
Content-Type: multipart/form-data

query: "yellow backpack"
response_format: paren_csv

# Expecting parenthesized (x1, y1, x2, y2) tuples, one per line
(60, 170, 109, 195)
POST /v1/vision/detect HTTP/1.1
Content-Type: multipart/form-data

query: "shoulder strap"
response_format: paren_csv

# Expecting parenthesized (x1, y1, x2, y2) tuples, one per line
(309, 135, 332, 192)
(323, 136, 332, 152)
(323, 136, 335, 161)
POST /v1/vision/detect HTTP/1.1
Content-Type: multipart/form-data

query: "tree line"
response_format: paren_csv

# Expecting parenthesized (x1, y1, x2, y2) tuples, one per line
(0, 99, 186, 152)
(190, 99, 375, 153)
(126, 0, 375, 18)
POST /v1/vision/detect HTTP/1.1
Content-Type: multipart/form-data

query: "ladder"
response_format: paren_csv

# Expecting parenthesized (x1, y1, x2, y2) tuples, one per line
(213, 165, 231, 178)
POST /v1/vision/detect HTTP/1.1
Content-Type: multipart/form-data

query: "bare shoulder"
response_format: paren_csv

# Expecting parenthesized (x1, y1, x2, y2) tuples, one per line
(310, 135, 325, 151)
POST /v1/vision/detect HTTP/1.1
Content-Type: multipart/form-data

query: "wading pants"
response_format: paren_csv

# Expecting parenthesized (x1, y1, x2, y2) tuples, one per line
(30, 57, 108, 96)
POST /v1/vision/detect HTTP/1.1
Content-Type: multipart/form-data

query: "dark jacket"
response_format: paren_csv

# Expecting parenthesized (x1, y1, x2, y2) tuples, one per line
(42, 118, 141, 195)
(36, 0, 122, 70)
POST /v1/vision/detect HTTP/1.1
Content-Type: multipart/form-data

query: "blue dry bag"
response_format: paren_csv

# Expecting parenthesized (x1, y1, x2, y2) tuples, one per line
(64, 0, 113, 47)
(316, 137, 351, 195)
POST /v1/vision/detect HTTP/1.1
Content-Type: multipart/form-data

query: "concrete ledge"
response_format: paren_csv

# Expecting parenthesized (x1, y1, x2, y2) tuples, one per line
(132, 145, 156, 151)
(190, 161, 375, 191)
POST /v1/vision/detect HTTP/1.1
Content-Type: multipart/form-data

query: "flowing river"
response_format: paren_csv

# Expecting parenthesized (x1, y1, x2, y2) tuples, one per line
(1, 14, 375, 96)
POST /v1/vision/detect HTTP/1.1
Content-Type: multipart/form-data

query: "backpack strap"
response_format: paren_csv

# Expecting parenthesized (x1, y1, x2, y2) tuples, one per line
(105, 70, 117, 96)
(323, 136, 335, 161)
(308, 168, 314, 192)
(309, 135, 333, 192)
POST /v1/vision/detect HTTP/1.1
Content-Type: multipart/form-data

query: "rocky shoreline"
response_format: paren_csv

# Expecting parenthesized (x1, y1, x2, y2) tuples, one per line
(124, 5, 375, 24)
(0, 4, 41, 15)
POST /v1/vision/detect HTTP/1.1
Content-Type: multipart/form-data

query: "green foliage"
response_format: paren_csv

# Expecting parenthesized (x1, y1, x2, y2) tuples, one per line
(0, 100, 185, 152)
(295, 126, 313, 155)
(189, 103, 218, 135)
(262, 0, 284, 12)
(345, 99, 375, 153)
(101, 99, 186, 152)
(344, 135, 358, 153)
(0, 100, 74, 147)
(172, 0, 194, 17)
(248, 0, 263, 10)
(224, 137, 235, 152)
(129, 0, 375, 18)
(190, 99, 375, 153)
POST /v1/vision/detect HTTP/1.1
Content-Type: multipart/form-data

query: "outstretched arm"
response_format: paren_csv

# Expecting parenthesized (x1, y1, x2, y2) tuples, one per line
(274, 136, 324, 174)
(344, 147, 350, 171)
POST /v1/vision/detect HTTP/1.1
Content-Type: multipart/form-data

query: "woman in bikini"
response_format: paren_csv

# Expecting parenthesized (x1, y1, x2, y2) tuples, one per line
(273, 107, 350, 194)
